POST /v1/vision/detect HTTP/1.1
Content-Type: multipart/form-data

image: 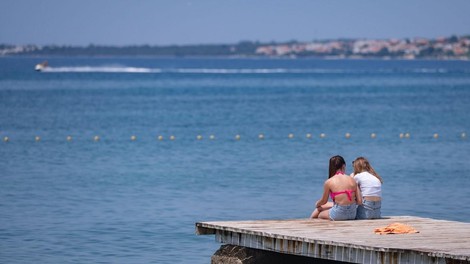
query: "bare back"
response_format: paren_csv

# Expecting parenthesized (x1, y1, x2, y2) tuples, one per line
(326, 174, 358, 205)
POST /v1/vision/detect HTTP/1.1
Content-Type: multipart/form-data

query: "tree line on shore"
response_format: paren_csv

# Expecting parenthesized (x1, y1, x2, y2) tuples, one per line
(1, 35, 469, 59)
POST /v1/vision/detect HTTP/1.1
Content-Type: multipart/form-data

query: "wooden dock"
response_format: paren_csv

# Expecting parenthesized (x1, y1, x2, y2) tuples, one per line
(196, 216, 470, 263)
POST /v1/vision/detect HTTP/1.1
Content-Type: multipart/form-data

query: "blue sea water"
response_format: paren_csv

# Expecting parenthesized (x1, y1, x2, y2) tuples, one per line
(1, 57, 470, 263)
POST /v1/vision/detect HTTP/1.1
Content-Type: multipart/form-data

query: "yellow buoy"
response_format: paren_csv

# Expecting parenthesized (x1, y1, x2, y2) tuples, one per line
(235, 134, 241, 140)
(209, 135, 215, 140)
(66, 136, 72, 142)
(94, 135, 100, 142)
(306, 133, 312, 139)
(35, 136, 41, 142)
(3, 136, 9, 142)
(288, 133, 294, 139)
(370, 133, 377, 139)
(196, 135, 203, 140)
(157, 135, 163, 141)
(345, 133, 351, 139)
(258, 134, 264, 140)
(169, 135, 175, 141)
(320, 133, 326, 138)
(433, 133, 439, 139)
(131, 135, 137, 141)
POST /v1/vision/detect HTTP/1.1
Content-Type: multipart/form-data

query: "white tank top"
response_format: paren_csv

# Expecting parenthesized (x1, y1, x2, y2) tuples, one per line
(354, 171, 382, 197)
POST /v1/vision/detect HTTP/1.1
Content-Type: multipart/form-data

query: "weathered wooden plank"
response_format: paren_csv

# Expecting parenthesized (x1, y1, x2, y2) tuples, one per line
(195, 225, 216, 235)
(196, 216, 470, 263)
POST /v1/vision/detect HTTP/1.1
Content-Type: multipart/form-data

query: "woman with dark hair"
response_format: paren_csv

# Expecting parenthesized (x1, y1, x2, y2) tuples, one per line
(351, 157, 383, 219)
(310, 155, 361, 220)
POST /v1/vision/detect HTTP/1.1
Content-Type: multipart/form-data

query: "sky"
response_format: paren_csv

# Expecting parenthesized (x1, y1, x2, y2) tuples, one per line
(1, 0, 470, 46)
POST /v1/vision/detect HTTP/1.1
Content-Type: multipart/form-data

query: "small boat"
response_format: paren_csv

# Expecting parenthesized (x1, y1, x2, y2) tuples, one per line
(35, 61, 48, 71)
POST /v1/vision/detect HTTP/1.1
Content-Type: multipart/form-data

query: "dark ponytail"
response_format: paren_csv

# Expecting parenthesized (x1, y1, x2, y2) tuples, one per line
(329, 155, 346, 178)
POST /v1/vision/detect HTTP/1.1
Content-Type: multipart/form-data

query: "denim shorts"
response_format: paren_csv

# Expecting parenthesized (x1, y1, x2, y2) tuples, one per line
(329, 203, 357, 221)
(356, 200, 381, 219)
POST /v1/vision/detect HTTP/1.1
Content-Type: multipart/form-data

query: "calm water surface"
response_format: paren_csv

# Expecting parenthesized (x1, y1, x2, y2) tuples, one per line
(1, 57, 470, 263)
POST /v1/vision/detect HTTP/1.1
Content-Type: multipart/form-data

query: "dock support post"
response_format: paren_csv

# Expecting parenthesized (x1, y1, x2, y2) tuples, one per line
(211, 244, 346, 264)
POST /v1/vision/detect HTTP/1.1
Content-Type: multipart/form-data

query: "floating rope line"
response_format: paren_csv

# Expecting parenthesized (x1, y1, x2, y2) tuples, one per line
(0, 132, 468, 142)
(399, 133, 411, 139)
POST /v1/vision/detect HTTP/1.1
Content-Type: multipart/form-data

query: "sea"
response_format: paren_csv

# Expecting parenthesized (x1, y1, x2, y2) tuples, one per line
(1, 57, 470, 263)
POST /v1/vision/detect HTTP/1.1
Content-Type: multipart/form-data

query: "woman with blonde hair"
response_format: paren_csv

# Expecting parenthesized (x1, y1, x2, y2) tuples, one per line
(310, 155, 361, 221)
(351, 157, 383, 219)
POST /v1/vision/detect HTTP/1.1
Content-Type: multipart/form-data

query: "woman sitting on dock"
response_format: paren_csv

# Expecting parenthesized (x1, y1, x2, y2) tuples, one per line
(351, 157, 383, 219)
(310, 155, 361, 221)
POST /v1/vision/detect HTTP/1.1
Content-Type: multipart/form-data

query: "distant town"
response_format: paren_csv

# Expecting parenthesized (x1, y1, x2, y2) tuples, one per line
(1, 35, 469, 60)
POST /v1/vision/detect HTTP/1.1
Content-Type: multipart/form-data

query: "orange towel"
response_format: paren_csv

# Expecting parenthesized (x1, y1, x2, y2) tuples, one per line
(374, 223, 419, 235)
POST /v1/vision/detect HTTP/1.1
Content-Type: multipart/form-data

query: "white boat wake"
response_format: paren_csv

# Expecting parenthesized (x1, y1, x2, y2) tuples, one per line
(38, 65, 458, 74)
(42, 66, 162, 73)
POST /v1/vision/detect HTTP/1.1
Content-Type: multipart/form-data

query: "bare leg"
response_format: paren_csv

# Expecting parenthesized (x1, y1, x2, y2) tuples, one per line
(318, 208, 331, 220)
(310, 202, 333, 219)
(310, 208, 320, 219)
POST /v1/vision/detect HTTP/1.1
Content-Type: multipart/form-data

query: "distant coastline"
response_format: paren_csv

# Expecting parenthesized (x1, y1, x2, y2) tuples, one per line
(1, 35, 469, 60)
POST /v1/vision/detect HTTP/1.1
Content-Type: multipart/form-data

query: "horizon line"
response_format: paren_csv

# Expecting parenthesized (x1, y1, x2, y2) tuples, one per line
(3, 33, 470, 47)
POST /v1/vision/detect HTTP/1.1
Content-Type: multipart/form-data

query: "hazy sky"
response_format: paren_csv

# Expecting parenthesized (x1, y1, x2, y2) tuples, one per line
(1, 0, 469, 46)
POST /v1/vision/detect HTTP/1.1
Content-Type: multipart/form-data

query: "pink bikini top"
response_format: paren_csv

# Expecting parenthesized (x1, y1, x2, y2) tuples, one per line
(330, 189, 355, 201)
(330, 171, 355, 201)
